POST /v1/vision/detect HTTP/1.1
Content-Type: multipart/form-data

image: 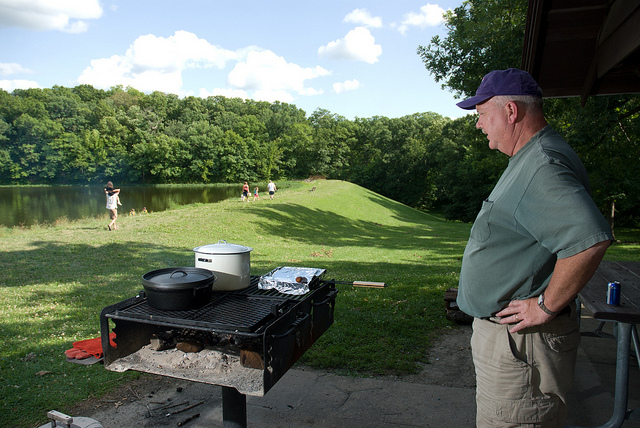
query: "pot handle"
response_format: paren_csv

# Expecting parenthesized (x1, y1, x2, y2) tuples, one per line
(169, 270, 188, 278)
(217, 239, 228, 245)
(192, 283, 210, 298)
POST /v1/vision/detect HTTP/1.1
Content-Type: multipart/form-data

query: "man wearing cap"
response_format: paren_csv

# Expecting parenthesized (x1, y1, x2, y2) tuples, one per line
(456, 68, 613, 427)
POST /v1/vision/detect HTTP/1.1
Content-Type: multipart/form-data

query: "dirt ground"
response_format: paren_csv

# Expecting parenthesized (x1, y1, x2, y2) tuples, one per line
(66, 324, 475, 426)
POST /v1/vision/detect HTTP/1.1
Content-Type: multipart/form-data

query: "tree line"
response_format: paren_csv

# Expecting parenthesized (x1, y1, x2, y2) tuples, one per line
(0, 84, 491, 219)
(1, 0, 638, 228)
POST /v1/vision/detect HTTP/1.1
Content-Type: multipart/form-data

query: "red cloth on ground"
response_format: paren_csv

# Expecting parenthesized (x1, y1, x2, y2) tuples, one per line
(69, 332, 116, 359)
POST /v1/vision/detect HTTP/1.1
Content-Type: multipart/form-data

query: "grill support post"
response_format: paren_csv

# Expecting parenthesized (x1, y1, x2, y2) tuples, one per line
(222, 386, 247, 428)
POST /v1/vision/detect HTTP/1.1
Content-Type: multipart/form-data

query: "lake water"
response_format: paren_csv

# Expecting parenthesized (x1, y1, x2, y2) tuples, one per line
(0, 185, 241, 227)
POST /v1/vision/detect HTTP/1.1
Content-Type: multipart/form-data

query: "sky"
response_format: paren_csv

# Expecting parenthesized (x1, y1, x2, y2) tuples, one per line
(0, 0, 469, 120)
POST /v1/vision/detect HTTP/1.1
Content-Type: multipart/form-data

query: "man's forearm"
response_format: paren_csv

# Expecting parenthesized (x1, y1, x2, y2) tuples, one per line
(542, 240, 611, 313)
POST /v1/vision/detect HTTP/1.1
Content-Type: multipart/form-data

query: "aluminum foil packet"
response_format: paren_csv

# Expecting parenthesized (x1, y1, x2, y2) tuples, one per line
(258, 266, 326, 295)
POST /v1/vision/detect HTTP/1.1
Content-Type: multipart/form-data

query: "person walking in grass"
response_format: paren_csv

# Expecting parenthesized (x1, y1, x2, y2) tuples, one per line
(267, 180, 277, 199)
(253, 186, 260, 201)
(241, 182, 250, 202)
(105, 181, 121, 231)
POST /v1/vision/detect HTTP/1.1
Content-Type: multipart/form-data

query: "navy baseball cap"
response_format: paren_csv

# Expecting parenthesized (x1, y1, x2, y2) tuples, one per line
(456, 68, 542, 110)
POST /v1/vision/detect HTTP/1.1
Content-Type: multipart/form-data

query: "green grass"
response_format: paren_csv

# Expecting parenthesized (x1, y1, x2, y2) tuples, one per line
(1, 179, 637, 427)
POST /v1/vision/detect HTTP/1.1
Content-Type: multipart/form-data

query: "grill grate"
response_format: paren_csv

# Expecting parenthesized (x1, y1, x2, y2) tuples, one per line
(108, 276, 309, 333)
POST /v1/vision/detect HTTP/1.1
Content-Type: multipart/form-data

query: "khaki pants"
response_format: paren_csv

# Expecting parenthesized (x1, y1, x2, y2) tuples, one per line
(471, 303, 580, 428)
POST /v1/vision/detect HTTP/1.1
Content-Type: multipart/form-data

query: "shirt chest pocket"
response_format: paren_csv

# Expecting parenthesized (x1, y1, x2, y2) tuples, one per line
(470, 199, 493, 242)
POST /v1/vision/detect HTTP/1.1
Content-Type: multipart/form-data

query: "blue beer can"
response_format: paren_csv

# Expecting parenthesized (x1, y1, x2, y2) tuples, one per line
(606, 281, 621, 305)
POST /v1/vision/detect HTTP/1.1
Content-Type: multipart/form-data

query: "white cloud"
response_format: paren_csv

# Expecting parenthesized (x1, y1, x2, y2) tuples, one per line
(0, 63, 33, 76)
(227, 49, 329, 101)
(78, 31, 238, 95)
(128, 31, 237, 72)
(397, 4, 446, 35)
(333, 79, 362, 94)
(318, 27, 382, 64)
(344, 8, 382, 29)
(78, 33, 329, 103)
(0, 79, 41, 91)
(78, 56, 134, 90)
(0, 0, 103, 33)
(298, 87, 324, 96)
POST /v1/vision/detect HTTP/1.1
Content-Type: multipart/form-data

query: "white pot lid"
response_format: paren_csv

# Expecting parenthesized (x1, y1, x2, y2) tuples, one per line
(193, 240, 253, 255)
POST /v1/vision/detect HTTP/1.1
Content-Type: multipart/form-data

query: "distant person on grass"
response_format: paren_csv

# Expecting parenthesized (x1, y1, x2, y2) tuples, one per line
(267, 180, 277, 199)
(105, 181, 121, 231)
(455, 68, 612, 427)
(241, 182, 250, 202)
(253, 187, 260, 201)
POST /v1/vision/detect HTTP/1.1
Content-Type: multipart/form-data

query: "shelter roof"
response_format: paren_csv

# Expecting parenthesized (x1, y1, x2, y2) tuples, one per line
(522, 0, 640, 104)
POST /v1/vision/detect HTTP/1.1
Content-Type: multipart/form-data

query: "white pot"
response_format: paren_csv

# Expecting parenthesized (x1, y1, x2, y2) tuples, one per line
(193, 240, 253, 291)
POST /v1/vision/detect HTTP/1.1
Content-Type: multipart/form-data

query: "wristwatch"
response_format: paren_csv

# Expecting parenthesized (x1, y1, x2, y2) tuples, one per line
(538, 293, 560, 316)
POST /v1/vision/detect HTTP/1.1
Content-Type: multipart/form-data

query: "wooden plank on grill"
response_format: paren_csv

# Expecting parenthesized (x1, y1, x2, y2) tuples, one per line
(240, 350, 264, 369)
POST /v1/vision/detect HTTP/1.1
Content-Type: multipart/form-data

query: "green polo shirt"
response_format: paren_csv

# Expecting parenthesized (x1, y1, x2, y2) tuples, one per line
(457, 126, 613, 318)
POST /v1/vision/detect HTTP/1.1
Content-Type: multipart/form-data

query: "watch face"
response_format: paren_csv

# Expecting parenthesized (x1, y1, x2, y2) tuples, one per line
(538, 294, 543, 304)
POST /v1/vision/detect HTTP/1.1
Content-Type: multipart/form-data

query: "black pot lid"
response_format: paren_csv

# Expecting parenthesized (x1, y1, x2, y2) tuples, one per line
(142, 267, 216, 290)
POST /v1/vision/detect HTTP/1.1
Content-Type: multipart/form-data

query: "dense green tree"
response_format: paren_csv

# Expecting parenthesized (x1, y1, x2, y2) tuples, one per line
(265, 101, 307, 140)
(349, 117, 388, 190)
(179, 96, 208, 123)
(71, 84, 109, 103)
(417, 0, 528, 97)
(279, 121, 314, 177)
(139, 91, 181, 123)
(348, 113, 447, 208)
(432, 115, 507, 221)
(107, 86, 141, 110)
(45, 86, 90, 133)
(182, 120, 224, 183)
(11, 114, 64, 181)
(129, 132, 191, 183)
(217, 130, 255, 182)
(303, 109, 354, 178)
(0, 115, 12, 182)
(546, 96, 640, 231)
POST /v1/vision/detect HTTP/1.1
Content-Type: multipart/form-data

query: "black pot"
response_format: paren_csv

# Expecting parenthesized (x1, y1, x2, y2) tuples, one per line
(142, 267, 216, 310)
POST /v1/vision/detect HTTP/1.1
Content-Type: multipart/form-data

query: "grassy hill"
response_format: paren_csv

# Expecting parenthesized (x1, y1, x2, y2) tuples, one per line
(1, 179, 637, 427)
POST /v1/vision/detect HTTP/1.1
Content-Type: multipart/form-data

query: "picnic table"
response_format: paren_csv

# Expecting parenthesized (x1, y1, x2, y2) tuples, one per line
(571, 260, 640, 428)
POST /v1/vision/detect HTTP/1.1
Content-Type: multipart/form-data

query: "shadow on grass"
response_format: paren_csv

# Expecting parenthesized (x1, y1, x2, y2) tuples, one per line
(246, 201, 469, 258)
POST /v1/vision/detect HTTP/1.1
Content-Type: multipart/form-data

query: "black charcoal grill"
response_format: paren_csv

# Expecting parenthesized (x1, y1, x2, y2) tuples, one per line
(100, 275, 337, 427)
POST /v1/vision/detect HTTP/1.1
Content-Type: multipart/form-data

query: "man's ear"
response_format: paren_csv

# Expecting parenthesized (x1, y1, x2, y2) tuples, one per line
(506, 101, 519, 124)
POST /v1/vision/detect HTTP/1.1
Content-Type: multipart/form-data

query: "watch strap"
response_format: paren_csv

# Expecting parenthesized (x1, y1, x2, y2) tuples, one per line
(538, 294, 560, 316)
